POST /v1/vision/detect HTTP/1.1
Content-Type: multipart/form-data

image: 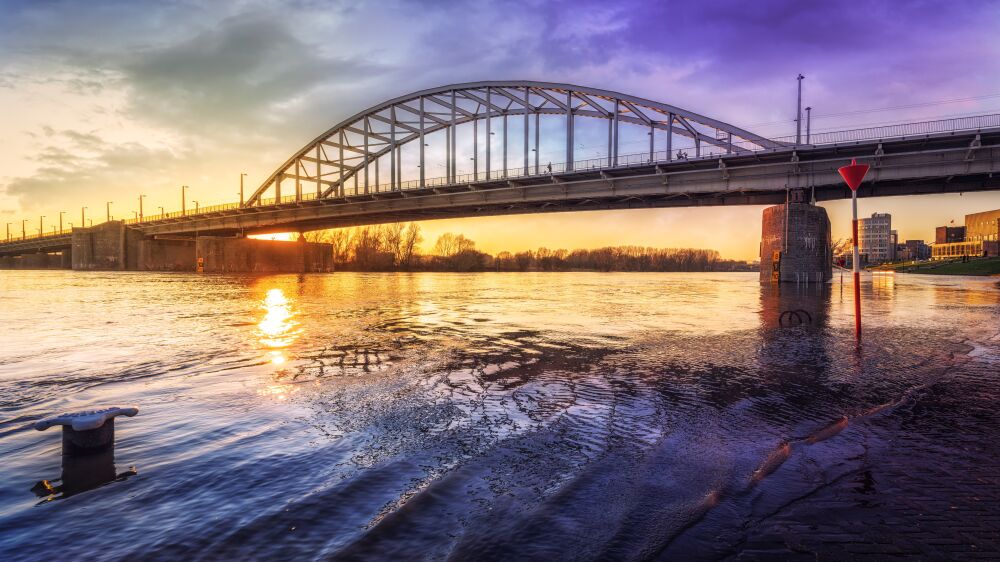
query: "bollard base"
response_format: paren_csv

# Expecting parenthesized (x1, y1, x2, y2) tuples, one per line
(62, 420, 115, 454)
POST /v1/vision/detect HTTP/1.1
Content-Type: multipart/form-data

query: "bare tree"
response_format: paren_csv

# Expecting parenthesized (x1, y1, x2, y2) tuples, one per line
(384, 223, 405, 267)
(400, 223, 422, 269)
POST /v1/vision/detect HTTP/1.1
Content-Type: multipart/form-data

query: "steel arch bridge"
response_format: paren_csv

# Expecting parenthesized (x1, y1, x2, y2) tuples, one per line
(243, 81, 783, 207)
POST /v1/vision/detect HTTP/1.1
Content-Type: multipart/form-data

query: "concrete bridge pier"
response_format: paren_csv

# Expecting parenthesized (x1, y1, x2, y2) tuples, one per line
(0, 251, 71, 270)
(760, 190, 832, 283)
(65, 221, 332, 272)
(195, 236, 333, 273)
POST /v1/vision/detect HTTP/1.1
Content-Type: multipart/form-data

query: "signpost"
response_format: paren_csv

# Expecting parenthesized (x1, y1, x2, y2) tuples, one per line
(838, 159, 870, 340)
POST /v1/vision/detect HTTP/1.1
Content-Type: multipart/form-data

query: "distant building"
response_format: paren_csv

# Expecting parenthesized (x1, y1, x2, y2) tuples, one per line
(858, 212, 895, 264)
(931, 209, 1000, 259)
(935, 225, 966, 244)
(898, 240, 931, 261)
(965, 209, 1000, 245)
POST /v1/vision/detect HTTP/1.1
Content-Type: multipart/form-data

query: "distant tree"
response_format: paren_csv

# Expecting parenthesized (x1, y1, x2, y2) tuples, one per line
(514, 250, 534, 271)
(400, 223, 422, 269)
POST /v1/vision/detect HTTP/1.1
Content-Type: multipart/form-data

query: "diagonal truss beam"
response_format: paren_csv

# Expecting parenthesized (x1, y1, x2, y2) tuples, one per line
(244, 81, 783, 206)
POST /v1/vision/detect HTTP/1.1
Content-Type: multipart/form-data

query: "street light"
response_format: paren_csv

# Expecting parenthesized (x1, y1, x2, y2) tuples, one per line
(181, 185, 188, 215)
(22, 219, 28, 239)
(58, 211, 66, 233)
(5, 222, 10, 242)
(106, 201, 113, 222)
(240, 173, 247, 206)
(81, 206, 87, 229)
(805, 107, 812, 145)
(193, 200, 199, 213)
(795, 74, 805, 145)
(139, 194, 146, 221)
(39, 216, 44, 236)
(158, 206, 165, 219)
(132, 210, 139, 220)
(88, 219, 93, 227)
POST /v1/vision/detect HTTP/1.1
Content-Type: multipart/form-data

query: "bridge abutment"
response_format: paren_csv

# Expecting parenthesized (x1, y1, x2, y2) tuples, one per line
(195, 237, 333, 273)
(71, 222, 132, 270)
(138, 238, 196, 271)
(0, 251, 71, 270)
(760, 196, 832, 283)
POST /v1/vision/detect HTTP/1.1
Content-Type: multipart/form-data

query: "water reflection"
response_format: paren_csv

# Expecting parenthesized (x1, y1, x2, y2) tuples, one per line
(2, 272, 998, 561)
(758, 282, 830, 332)
(257, 288, 300, 366)
(31, 444, 137, 502)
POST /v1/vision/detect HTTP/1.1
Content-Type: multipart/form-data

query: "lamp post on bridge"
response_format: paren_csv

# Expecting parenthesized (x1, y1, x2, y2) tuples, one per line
(39, 216, 44, 236)
(805, 107, 812, 144)
(5, 223, 10, 242)
(58, 211, 65, 233)
(838, 159, 870, 341)
(81, 207, 87, 230)
(795, 74, 805, 145)
(240, 173, 247, 206)
(106, 201, 113, 222)
(159, 206, 164, 219)
(181, 185, 188, 216)
(22, 220, 27, 240)
(193, 200, 199, 214)
(138, 194, 146, 221)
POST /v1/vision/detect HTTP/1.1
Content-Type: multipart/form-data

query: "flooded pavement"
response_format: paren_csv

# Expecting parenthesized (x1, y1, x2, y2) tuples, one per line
(0, 271, 997, 561)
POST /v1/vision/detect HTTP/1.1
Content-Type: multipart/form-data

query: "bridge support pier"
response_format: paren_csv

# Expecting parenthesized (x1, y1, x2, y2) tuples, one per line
(195, 237, 333, 273)
(0, 251, 71, 270)
(760, 193, 832, 283)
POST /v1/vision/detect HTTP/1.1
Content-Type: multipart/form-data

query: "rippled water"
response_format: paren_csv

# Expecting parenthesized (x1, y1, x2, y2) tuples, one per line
(0, 271, 997, 560)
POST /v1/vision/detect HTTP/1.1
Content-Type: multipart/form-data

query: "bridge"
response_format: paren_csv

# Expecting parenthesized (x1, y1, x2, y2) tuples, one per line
(2, 81, 999, 275)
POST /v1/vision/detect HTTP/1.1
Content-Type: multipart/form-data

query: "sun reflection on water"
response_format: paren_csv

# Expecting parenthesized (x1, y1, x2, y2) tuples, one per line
(257, 288, 301, 365)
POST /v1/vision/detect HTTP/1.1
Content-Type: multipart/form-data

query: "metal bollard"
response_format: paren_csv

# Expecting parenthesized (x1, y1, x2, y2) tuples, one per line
(35, 406, 138, 454)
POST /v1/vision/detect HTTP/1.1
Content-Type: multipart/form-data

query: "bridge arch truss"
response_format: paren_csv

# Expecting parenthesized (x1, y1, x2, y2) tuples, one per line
(244, 81, 781, 207)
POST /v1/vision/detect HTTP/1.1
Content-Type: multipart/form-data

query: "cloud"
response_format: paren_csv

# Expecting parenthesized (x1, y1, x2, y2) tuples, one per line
(118, 12, 388, 138)
(3, 128, 188, 212)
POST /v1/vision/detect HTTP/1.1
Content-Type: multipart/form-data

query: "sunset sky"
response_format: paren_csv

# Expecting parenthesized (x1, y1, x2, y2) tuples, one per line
(2, 0, 999, 259)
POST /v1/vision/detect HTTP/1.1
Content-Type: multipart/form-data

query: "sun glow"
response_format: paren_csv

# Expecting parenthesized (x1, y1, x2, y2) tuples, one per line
(257, 289, 301, 364)
(248, 232, 300, 242)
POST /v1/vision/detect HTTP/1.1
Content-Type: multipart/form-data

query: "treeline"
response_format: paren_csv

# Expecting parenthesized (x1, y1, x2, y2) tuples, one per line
(306, 224, 754, 272)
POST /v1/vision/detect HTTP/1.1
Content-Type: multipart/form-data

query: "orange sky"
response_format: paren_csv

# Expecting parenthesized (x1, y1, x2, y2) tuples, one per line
(396, 192, 1000, 260)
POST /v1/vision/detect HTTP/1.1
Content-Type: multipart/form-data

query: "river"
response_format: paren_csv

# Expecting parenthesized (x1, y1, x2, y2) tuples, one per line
(1, 271, 998, 560)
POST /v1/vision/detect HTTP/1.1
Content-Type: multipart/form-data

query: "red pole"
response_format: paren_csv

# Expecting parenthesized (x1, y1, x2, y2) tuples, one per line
(838, 159, 870, 342)
(852, 194, 861, 339)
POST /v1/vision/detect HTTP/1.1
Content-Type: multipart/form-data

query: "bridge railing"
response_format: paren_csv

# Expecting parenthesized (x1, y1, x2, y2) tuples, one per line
(3, 228, 74, 244)
(6, 112, 1000, 246)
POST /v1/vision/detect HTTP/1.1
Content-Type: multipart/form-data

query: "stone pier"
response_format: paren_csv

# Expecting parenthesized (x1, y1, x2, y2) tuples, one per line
(760, 193, 832, 283)
(48, 222, 333, 272)
(195, 237, 333, 273)
(0, 252, 71, 269)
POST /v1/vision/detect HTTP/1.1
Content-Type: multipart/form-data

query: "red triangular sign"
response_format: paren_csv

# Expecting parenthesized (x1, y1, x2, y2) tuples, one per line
(838, 159, 869, 191)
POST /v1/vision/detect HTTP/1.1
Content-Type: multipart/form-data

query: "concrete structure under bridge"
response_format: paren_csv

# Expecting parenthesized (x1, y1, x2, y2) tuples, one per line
(0, 222, 333, 273)
(2, 81, 1000, 277)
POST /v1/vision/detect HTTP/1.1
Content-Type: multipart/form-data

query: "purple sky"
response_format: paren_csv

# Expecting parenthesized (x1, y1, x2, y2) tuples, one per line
(1, 0, 998, 257)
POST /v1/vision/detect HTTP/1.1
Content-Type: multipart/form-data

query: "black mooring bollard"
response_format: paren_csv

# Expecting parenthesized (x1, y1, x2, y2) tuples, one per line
(34, 406, 139, 455)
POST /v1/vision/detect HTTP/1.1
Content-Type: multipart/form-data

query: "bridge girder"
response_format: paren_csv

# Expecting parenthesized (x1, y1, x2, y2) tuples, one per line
(243, 81, 783, 207)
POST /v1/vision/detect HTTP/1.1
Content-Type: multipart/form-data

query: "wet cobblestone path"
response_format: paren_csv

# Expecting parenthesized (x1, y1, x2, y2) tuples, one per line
(727, 338, 1000, 560)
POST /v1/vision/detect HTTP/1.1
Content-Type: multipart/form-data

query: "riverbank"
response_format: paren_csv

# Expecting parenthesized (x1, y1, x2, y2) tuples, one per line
(871, 257, 1000, 276)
